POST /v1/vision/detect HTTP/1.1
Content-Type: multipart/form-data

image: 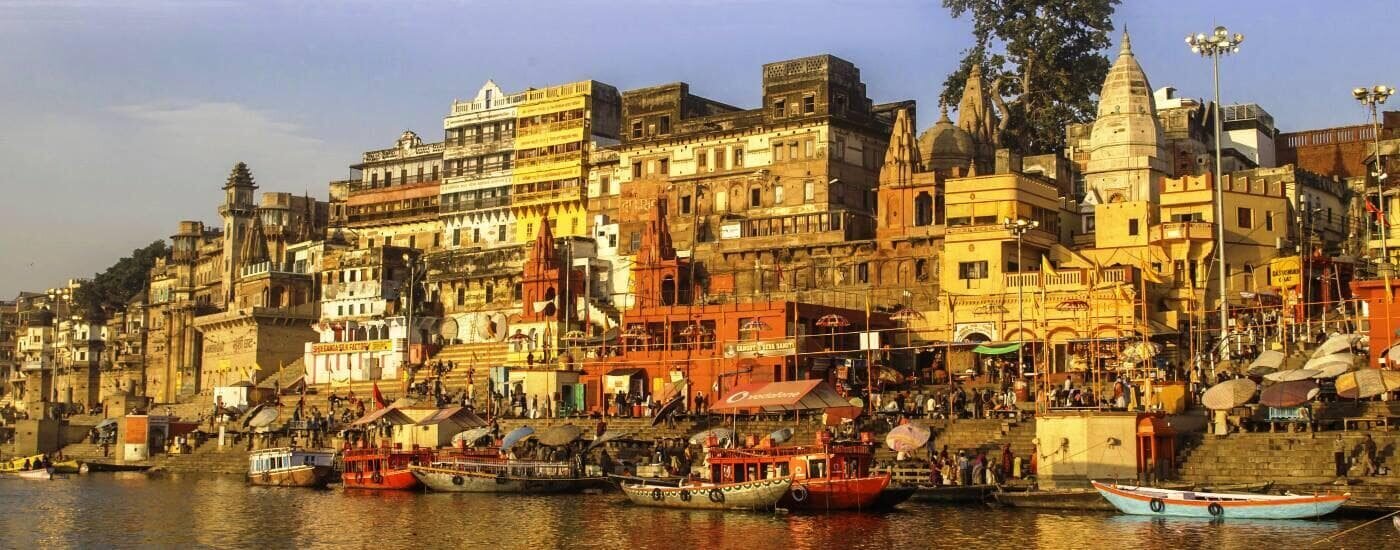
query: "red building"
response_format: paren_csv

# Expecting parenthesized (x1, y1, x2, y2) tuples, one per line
(579, 208, 891, 413)
(1351, 278, 1400, 368)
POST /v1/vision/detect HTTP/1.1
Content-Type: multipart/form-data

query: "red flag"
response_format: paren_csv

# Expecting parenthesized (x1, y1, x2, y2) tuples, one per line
(1367, 200, 1392, 228)
(371, 381, 388, 410)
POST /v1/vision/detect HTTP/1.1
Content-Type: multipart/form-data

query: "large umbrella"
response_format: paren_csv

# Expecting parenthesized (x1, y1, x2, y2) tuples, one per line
(1335, 369, 1400, 399)
(768, 428, 794, 445)
(587, 430, 633, 451)
(452, 427, 492, 446)
(500, 426, 534, 451)
(245, 405, 280, 428)
(650, 395, 685, 427)
(1263, 369, 1321, 383)
(1313, 364, 1352, 380)
(1304, 353, 1355, 371)
(889, 307, 926, 323)
(1202, 379, 1257, 410)
(1249, 350, 1286, 372)
(885, 423, 932, 453)
(688, 428, 735, 447)
(1258, 380, 1320, 408)
(1313, 334, 1361, 358)
(537, 424, 583, 447)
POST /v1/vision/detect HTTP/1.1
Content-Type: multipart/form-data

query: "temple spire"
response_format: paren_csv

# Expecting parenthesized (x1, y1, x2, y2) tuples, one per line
(1120, 26, 1133, 55)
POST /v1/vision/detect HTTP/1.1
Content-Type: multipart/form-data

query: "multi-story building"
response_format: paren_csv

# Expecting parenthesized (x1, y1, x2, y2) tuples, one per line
(304, 246, 430, 386)
(441, 81, 520, 251)
(0, 298, 19, 405)
(345, 131, 445, 252)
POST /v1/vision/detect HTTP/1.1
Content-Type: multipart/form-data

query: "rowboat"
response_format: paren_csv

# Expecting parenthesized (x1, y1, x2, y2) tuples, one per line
(6, 468, 54, 481)
(248, 447, 337, 488)
(1092, 481, 1347, 519)
(621, 477, 792, 511)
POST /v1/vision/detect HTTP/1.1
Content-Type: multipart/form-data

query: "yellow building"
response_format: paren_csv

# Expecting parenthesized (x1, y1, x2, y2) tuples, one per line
(511, 80, 620, 244)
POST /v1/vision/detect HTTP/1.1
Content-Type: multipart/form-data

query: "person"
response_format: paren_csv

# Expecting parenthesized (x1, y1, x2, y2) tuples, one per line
(971, 452, 986, 486)
(599, 449, 614, 475)
(957, 451, 972, 486)
(1334, 435, 1348, 479)
(1362, 434, 1378, 476)
(1001, 443, 1014, 480)
(925, 394, 937, 418)
(22, 458, 31, 470)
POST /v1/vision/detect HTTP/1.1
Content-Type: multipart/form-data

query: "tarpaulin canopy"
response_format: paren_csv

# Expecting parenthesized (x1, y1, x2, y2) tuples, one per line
(973, 342, 1021, 355)
(351, 406, 414, 426)
(415, 406, 486, 427)
(709, 380, 851, 412)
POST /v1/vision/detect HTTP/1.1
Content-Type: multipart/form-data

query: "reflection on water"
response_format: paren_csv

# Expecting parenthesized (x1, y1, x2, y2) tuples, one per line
(0, 474, 1394, 549)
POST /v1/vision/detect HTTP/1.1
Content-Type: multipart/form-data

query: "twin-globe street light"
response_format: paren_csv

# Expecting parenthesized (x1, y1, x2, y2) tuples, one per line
(1355, 85, 1395, 273)
(1003, 217, 1039, 375)
(1186, 25, 1242, 364)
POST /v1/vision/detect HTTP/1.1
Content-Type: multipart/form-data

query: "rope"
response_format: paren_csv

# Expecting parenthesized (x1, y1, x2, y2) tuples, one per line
(1310, 509, 1398, 546)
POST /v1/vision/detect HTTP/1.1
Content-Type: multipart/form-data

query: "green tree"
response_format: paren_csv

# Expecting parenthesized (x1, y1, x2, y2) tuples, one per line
(940, 0, 1119, 154)
(73, 240, 169, 319)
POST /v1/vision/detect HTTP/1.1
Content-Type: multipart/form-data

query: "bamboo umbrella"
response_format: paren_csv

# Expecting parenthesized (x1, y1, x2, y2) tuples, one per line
(1202, 378, 1257, 410)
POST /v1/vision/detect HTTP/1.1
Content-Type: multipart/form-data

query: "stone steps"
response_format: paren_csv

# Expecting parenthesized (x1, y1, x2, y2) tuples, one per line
(151, 442, 250, 475)
(1176, 433, 1400, 483)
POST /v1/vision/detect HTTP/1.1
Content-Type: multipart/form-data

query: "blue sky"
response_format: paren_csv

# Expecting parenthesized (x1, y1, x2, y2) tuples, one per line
(1, 0, 1397, 296)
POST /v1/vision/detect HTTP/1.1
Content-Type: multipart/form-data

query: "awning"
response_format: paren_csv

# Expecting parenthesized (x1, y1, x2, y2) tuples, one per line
(351, 406, 414, 426)
(973, 342, 1021, 355)
(709, 380, 851, 412)
(415, 406, 486, 427)
(604, 368, 646, 378)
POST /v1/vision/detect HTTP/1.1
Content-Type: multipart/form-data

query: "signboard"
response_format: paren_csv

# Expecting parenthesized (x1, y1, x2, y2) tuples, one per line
(859, 331, 881, 351)
(723, 339, 796, 359)
(1269, 256, 1301, 288)
(720, 223, 742, 240)
(311, 340, 394, 354)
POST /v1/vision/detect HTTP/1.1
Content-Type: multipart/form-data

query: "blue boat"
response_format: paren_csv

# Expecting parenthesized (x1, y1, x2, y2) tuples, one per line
(1092, 481, 1347, 520)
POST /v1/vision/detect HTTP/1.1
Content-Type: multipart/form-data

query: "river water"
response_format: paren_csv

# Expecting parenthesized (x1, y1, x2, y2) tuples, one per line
(0, 473, 1394, 549)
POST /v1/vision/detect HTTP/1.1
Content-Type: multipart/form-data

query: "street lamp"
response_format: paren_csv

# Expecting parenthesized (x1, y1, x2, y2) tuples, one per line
(1186, 25, 1244, 365)
(1003, 217, 1039, 375)
(400, 251, 424, 396)
(1355, 84, 1395, 273)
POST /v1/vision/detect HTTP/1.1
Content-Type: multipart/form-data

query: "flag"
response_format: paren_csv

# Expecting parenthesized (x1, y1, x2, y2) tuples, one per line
(1367, 200, 1392, 228)
(1041, 255, 1054, 274)
(1141, 263, 1167, 284)
(371, 381, 388, 410)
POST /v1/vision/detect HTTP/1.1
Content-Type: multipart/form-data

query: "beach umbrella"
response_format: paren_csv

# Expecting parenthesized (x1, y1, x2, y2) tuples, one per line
(885, 423, 932, 453)
(1335, 369, 1400, 399)
(247, 406, 279, 428)
(452, 427, 492, 446)
(769, 428, 794, 445)
(1313, 334, 1361, 358)
(587, 430, 632, 451)
(500, 426, 534, 451)
(1202, 379, 1258, 410)
(815, 314, 850, 328)
(889, 307, 926, 323)
(650, 395, 685, 427)
(739, 319, 772, 334)
(1304, 353, 1355, 371)
(688, 428, 735, 447)
(1312, 364, 1352, 380)
(1259, 380, 1320, 408)
(537, 424, 583, 447)
(1263, 369, 1321, 383)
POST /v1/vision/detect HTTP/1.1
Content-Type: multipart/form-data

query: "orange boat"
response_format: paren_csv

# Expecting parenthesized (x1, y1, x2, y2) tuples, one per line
(705, 431, 907, 511)
(341, 446, 435, 490)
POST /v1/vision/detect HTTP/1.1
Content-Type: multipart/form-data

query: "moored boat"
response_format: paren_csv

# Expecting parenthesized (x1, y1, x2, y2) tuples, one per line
(704, 431, 906, 511)
(8, 468, 54, 481)
(341, 446, 434, 490)
(410, 455, 599, 493)
(621, 477, 792, 511)
(1092, 481, 1347, 519)
(248, 447, 336, 488)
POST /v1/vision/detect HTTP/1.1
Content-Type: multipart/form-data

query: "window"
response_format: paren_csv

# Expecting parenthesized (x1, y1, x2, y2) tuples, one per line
(775, 142, 785, 162)
(750, 187, 762, 208)
(1237, 207, 1253, 229)
(384, 172, 392, 186)
(774, 186, 784, 204)
(408, 235, 416, 249)
(804, 181, 814, 202)
(526, 223, 533, 238)
(659, 115, 671, 134)
(834, 94, 847, 113)
(773, 98, 786, 118)
(958, 261, 989, 280)
(733, 148, 744, 168)
(834, 139, 845, 161)
(599, 175, 611, 195)
(431, 165, 439, 181)
(696, 149, 707, 170)
(789, 142, 798, 160)
(631, 120, 643, 139)
(629, 231, 642, 253)
(485, 284, 494, 304)
(804, 139, 814, 158)
(680, 195, 691, 214)
(658, 158, 669, 175)
(452, 228, 461, 246)
(337, 305, 344, 316)
(371, 173, 379, 187)
(456, 287, 465, 305)
(497, 225, 506, 242)
(1085, 215, 1096, 232)
(473, 228, 481, 243)
(714, 148, 725, 170)
(433, 233, 440, 247)
(802, 94, 815, 114)
(1128, 218, 1140, 236)
(856, 263, 869, 284)
(632, 162, 643, 178)
(1265, 211, 1274, 231)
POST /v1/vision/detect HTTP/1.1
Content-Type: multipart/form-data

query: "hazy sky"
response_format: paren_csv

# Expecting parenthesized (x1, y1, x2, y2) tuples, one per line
(2, 0, 1397, 297)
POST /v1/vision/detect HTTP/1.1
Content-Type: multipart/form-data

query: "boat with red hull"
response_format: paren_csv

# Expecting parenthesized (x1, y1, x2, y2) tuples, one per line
(341, 446, 435, 490)
(704, 432, 907, 511)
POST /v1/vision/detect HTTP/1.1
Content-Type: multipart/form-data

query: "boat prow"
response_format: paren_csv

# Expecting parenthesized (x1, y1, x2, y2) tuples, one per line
(1092, 481, 1347, 520)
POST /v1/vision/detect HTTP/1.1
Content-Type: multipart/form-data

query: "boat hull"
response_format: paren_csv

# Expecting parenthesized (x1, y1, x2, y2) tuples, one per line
(10, 468, 53, 481)
(622, 478, 792, 511)
(249, 465, 333, 488)
(342, 468, 420, 491)
(410, 466, 590, 493)
(1092, 482, 1347, 519)
(909, 484, 996, 504)
(781, 475, 892, 510)
(993, 488, 1116, 511)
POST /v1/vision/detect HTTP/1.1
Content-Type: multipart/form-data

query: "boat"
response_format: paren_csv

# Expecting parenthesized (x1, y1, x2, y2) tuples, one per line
(1092, 481, 1348, 519)
(621, 477, 793, 511)
(247, 447, 337, 488)
(341, 446, 435, 490)
(993, 481, 1271, 511)
(1, 454, 45, 473)
(81, 461, 152, 473)
(6, 468, 54, 481)
(703, 431, 908, 511)
(908, 484, 999, 504)
(410, 454, 600, 493)
(52, 459, 82, 474)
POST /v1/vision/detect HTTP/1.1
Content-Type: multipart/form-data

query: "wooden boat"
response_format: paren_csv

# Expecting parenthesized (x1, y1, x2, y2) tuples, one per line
(908, 484, 998, 504)
(410, 455, 600, 493)
(993, 487, 1117, 511)
(6, 468, 54, 481)
(52, 459, 82, 474)
(704, 433, 907, 511)
(341, 446, 434, 490)
(1092, 481, 1347, 519)
(622, 477, 792, 511)
(247, 447, 336, 488)
(81, 461, 152, 473)
(1, 454, 45, 473)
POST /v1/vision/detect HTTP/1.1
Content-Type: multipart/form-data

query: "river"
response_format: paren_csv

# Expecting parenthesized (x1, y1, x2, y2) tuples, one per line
(0, 474, 1393, 549)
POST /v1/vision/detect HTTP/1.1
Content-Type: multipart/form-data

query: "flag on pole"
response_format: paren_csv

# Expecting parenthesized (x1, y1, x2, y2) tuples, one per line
(1141, 263, 1167, 284)
(371, 381, 388, 410)
(1041, 255, 1055, 275)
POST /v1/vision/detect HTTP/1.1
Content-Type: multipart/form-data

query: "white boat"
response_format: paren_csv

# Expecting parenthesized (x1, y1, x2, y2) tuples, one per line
(10, 468, 54, 481)
(1093, 481, 1347, 519)
(248, 447, 337, 487)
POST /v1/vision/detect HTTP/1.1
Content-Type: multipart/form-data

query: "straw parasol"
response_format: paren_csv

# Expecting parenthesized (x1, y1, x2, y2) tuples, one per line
(1202, 378, 1257, 410)
(1312, 364, 1352, 380)
(452, 427, 492, 446)
(1258, 379, 1320, 408)
(1312, 334, 1361, 358)
(1335, 369, 1400, 399)
(885, 423, 932, 453)
(1304, 353, 1355, 371)
(1263, 369, 1321, 383)
(536, 424, 583, 447)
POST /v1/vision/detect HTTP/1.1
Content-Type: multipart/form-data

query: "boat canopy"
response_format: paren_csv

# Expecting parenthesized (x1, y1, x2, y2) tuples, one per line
(710, 380, 850, 412)
(415, 406, 486, 428)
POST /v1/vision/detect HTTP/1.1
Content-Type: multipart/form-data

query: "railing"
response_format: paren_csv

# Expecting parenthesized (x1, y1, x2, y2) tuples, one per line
(1281, 124, 1374, 148)
(347, 206, 440, 225)
(510, 186, 581, 207)
(349, 176, 442, 194)
(440, 196, 511, 213)
(1151, 221, 1214, 243)
(1005, 268, 1126, 288)
(239, 261, 307, 278)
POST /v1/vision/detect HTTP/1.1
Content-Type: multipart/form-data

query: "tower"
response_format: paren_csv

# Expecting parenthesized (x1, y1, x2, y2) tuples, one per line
(957, 64, 998, 150)
(219, 162, 258, 302)
(1083, 30, 1168, 204)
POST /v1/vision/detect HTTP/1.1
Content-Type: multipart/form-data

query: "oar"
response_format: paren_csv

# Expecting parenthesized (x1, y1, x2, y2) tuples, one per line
(1310, 509, 1400, 546)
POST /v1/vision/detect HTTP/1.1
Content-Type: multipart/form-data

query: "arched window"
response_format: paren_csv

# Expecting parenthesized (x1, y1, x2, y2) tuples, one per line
(915, 192, 934, 226)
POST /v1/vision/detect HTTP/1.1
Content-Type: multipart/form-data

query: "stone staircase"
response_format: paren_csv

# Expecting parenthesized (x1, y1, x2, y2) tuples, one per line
(57, 442, 112, 461)
(922, 418, 1037, 459)
(150, 440, 250, 475)
(1176, 432, 1400, 485)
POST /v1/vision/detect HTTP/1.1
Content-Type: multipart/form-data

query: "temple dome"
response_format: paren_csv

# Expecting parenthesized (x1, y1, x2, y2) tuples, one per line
(918, 105, 976, 170)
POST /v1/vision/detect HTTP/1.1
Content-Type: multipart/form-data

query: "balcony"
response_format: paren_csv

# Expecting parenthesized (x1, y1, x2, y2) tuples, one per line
(440, 196, 511, 214)
(511, 186, 581, 208)
(349, 176, 441, 194)
(1150, 221, 1214, 244)
(445, 136, 515, 157)
(347, 205, 440, 227)
(239, 261, 308, 279)
(1005, 267, 1127, 289)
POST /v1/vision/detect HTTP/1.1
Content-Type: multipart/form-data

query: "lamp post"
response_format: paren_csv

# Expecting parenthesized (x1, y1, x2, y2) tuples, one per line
(1187, 25, 1244, 365)
(1003, 217, 1039, 375)
(1355, 84, 1396, 273)
(401, 251, 423, 397)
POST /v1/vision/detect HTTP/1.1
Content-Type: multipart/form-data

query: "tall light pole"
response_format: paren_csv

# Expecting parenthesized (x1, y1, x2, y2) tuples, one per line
(1356, 84, 1395, 273)
(1003, 217, 1039, 374)
(401, 251, 423, 397)
(1187, 25, 1244, 364)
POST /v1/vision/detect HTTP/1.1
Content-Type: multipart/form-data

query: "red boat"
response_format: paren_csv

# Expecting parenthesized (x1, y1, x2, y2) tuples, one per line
(341, 446, 435, 490)
(705, 431, 905, 511)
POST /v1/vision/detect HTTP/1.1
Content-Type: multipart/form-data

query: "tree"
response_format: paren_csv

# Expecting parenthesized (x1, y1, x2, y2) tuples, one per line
(73, 240, 169, 319)
(940, 0, 1119, 155)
